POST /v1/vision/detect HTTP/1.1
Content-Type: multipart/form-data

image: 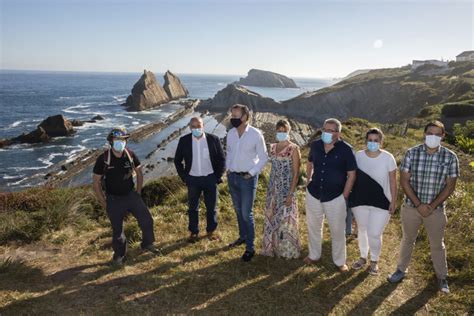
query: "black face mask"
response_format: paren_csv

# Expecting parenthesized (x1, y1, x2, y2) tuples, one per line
(230, 118, 242, 128)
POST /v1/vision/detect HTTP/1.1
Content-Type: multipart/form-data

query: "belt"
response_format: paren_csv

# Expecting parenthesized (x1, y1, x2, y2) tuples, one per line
(230, 171, 250, 176)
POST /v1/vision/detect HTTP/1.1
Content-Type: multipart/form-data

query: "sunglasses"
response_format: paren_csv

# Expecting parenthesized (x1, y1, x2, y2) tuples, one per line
(112, 130, 127, 137)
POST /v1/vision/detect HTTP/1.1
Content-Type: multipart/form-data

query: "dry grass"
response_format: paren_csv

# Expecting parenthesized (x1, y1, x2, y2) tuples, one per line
(0, 119, 472, 315)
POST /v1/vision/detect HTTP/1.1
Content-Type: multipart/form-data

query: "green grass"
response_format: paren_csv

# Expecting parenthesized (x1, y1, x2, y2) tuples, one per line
(0, 119, 472, 315)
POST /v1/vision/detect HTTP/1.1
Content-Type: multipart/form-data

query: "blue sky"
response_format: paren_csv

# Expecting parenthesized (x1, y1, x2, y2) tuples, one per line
(1, 0, 472, 77)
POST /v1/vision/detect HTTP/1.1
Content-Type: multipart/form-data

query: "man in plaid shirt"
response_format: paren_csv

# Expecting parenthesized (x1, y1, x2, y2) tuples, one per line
(388, 121, 459, 294)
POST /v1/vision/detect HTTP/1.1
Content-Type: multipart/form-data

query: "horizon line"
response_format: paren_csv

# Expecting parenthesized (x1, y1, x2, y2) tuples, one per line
(0, 68, 343, 80)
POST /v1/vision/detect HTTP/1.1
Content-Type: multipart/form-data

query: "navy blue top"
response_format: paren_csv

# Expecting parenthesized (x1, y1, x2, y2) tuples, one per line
(307, 139, 357, 202)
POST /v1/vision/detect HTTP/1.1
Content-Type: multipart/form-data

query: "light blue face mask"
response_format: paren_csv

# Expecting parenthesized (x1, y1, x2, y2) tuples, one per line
(113, 140, 126, 152)
(321, 132, 333, 144)
(276, 132, 289, 142)
(367, 141, 380, 152)
(192, 128, 203, 138)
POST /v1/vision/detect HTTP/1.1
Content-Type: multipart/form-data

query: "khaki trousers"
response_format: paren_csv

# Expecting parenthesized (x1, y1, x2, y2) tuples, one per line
(397, 204, 448, 279)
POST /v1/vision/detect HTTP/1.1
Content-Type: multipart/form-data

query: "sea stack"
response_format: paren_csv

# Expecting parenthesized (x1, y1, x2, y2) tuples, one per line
(163, 70, 189, 99)
(237, 69, 299, 88)
(123, 70, 170, 111)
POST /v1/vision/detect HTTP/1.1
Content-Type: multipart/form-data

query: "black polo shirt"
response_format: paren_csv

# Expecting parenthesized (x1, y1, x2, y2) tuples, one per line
(307, 139, 356, 202)
(93, 149, 141, 196)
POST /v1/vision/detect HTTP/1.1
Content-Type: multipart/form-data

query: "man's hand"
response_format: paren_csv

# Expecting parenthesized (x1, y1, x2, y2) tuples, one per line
(99, 198, 107, 210)
(417, 204, 433, 217)
(243, 172, 253, 180)
(343, 191, 350, 200)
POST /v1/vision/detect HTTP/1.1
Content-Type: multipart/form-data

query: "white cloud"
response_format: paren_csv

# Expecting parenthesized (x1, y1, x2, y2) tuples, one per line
(373, 39, 384, 49)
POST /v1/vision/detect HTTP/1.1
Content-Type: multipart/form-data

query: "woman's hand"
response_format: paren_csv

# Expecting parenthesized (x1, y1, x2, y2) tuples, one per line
(389, 202, 396, 215)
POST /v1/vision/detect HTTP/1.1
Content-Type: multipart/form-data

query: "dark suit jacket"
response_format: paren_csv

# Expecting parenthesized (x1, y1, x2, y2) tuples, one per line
(174, 133, 226, 183)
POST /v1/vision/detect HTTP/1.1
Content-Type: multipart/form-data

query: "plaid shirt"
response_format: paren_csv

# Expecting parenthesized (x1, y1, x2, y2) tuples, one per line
(400, 144, 459, 208)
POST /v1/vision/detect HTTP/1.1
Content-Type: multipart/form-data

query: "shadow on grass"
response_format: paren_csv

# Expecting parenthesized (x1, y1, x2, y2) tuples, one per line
(347, 281, 400, 315)
(390, 280, 438, 315)
(0, 237, 370, 314)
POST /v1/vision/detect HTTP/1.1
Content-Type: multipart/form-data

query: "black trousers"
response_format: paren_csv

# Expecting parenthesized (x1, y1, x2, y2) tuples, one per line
(186, 174, 218, 235)
(106, 191, 155, 258)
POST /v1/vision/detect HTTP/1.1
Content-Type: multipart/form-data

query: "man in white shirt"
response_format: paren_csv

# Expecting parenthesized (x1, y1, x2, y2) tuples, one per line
(226, 104, 268, 262)
(174, 117, 226, 243)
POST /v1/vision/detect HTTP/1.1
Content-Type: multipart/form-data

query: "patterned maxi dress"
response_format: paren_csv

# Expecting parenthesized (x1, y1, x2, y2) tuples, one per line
(261, 143, 301, 258)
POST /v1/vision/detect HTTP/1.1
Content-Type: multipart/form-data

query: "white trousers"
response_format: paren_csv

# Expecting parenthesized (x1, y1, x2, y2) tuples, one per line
(352, 205, 390, 262)
(305, 190, 347, 266)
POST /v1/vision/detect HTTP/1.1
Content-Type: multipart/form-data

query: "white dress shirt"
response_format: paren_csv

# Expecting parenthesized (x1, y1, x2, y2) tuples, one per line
(189, 133, 214, 177)
(226, 124, 268, 176)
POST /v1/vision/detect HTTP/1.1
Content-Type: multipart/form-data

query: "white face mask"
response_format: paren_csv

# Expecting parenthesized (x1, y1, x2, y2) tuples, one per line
(425, 135, 442, 148)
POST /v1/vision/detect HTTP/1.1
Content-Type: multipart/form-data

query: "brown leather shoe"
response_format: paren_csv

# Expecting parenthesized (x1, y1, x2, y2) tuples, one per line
(187, 233, 199, 243)
(207, 231, 221, 241)
(339, 264, 349, 272)
(303, 256, 319, 265)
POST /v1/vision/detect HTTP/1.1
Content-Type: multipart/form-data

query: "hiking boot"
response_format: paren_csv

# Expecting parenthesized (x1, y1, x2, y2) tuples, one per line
(438, 279, 450, 294)
(387, 269, 405, 283)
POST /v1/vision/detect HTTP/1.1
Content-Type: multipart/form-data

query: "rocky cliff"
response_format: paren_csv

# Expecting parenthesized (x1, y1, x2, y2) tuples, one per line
(163, 70, 188, 99)
(237, 69, 299, 88)
(281, 62, 474, 125)
(201, 62, 473, 127)
(123, 70, 170, 111)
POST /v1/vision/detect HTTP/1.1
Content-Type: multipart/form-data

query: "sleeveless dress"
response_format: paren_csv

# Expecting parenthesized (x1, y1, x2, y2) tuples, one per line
(261, 143, 301, 258)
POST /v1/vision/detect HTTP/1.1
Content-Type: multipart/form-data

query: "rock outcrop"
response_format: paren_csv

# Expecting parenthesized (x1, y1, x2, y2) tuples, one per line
(123, 70, 170, 111)
(1, 114, 76, 147)
(38, 114, 75, 137)
(198, 84, 280, 113)
(163, 70, 188, 99)
(13, 126, 51, 144)
(123, 70, 190, 112)
(237, 69, 299, 88)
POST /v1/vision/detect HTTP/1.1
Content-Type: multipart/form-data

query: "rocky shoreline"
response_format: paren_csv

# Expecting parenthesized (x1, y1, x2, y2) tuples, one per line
(42, 99, 199, 188)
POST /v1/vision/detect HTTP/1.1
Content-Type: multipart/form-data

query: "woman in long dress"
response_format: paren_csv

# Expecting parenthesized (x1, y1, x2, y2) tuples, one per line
(261, 120, 301, 259)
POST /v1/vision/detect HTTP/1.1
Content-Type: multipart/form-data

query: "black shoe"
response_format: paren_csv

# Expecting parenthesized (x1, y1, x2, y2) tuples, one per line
(111, 255, 125, 266)
(228, 238, 246, 248)
(142, 244, 163, 256)
(241, 250, 255, 262)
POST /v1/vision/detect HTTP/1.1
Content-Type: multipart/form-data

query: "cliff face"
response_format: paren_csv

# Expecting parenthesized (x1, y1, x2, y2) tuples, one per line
(199, 62, 473, 128)
(282, 63, 473, 125)
(124, 70, 170, 111)
(237, 69, 299, 88)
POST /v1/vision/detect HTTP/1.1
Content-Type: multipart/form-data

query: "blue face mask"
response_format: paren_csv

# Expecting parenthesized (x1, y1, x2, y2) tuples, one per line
(321, 132, 333, 144)
(112, 140, 126, 152)
(192, 128, 203, 138)
(276, 132, 289, 142)
(367, 141, 380, 152)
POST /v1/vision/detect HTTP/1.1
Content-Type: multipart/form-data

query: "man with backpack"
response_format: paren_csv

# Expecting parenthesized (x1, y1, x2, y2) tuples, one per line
(92, 127, 158, 265)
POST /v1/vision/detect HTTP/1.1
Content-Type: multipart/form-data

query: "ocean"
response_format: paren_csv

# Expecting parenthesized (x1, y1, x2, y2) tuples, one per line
(0, 70, 334, 191)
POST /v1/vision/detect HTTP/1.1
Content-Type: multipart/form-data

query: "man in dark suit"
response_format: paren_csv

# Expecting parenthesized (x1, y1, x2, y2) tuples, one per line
(174, 117, 226, 242)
